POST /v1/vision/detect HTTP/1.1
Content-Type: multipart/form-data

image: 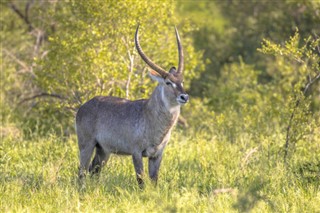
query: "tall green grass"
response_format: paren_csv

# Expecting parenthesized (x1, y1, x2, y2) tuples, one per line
(1, 128, 319, 212)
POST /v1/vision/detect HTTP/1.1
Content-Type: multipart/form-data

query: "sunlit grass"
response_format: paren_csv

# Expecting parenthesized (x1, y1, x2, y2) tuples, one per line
(0, 129, 319, 212)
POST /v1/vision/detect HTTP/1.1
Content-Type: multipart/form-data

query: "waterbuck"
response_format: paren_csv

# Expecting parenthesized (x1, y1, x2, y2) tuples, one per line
(76, 25, 189, 187)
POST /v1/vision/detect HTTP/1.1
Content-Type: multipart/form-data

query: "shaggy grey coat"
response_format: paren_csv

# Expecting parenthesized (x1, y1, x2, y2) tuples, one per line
(76, 77, 187, 186)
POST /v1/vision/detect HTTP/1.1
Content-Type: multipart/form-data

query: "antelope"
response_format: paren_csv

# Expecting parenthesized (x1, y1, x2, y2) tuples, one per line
(76, 25, 189, 187)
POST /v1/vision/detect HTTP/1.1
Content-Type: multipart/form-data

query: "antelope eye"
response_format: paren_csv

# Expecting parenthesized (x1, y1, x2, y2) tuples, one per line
(166, 82, 172, 86)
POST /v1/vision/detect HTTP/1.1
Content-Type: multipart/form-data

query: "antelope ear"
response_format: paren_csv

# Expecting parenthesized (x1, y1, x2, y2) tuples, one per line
(169, 67, 176, 74)
(149, 69, 165, 82)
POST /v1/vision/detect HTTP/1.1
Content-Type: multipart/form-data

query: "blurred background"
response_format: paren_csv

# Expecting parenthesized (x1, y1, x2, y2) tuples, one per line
(1, 0, 319, 160)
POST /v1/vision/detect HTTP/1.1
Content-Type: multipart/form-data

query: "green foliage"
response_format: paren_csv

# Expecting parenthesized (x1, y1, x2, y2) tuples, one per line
(35, 0, 203, 133)
(259, 30, 320, 160)
(1, 0, 63, 135)
(1, 0, 204, 135)
(297, 161, 320, 186)
(259, 30, 320, 104)
(182, 0, 320, 95)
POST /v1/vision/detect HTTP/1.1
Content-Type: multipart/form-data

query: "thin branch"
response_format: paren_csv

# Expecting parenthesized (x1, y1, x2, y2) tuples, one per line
(284, 72, 320, 163)
(18, 92, 65, 105)
(2, 48, 34, 76)
(3, 48, 28, 69)
(65, 106, 78, 113)
(9, 2, 34, 31)
(25, 0, 34, 30)
(71, 90, 82, 105)
(126, 50, 135, 99)
(33, 29, 45, 55)
(241, 147, 258, 169)
(303, 72, 320, 94)
(9, 1, 48, 57)
(178, 116, 189, 128)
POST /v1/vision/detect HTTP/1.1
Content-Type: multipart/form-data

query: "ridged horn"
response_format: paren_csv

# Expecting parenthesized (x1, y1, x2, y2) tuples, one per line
(175, 26, 184, 74)
(135, 25, 168, 78)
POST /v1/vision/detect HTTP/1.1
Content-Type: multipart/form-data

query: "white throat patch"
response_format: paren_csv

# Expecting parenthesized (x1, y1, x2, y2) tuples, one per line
(160, 86, 180, 114)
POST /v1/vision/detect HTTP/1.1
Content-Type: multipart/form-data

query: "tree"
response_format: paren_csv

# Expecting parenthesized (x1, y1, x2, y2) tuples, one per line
(1, 0, 56, 133)
(179, 0, 320, 97)
(259, 30, 320, 162)
(1, 0, 204, 135)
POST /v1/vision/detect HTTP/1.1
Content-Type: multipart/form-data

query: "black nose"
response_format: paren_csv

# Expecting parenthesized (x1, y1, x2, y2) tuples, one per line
(179, 94, 189, 103)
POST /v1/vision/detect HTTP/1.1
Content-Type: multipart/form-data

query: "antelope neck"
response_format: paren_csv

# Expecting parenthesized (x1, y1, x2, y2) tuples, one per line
(146, 85, 180, 121)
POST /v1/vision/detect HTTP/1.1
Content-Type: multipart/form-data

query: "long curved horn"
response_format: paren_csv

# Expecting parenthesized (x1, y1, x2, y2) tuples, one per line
(175, 26, 184, 74)
(135, 25, 168, 78)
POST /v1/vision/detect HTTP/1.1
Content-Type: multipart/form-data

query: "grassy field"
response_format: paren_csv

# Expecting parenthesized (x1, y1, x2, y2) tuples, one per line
(1, 1, 320, 212)
(1, 125, 319, 213)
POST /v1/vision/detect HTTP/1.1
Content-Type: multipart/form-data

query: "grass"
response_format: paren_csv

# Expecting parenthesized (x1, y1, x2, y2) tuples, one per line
(0, 126, 319, 212)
